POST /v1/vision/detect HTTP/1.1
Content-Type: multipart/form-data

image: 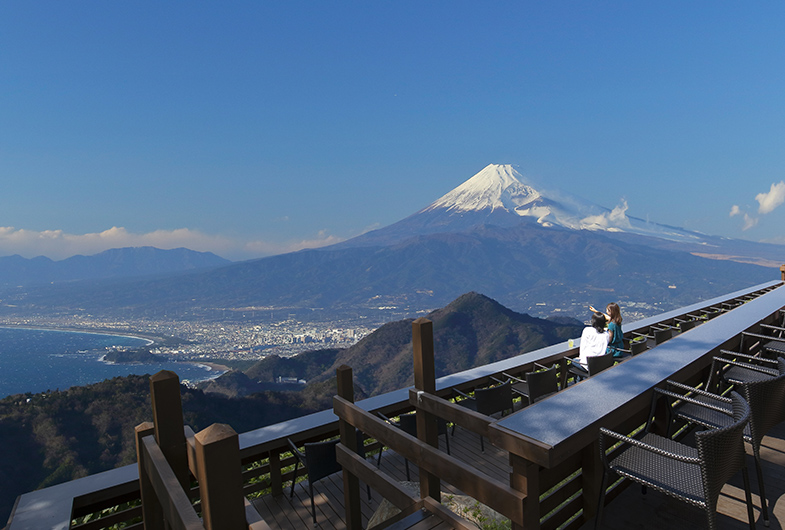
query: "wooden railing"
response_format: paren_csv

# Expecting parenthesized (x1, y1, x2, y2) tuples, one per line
(5, 280, 781, 529)
(134, 371, 270, 530)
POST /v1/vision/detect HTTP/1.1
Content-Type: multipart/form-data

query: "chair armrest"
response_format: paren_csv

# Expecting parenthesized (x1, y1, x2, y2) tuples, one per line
(502, 372, 526, 384)
(712, 356, 779, 376)
(453, 388, 473, 400)
(377, 412, 393, 424)
(287, 438, 306, 461)
(656, 383, 733, 417)
(599, 428, 700, 465)
(718, 349, 779, 367)
(489, 375, 506, 385)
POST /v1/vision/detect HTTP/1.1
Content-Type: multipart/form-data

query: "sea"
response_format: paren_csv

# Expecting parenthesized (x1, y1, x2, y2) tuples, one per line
(0, 327, 223, 398)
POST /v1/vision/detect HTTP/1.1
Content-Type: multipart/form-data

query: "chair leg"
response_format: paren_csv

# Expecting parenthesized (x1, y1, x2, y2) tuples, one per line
(290, 462, 301, 499)
(376, 446, 383, 467)
(444, 432, 450, 455)
(754, 455, 769, 526)
(405, 458, 410, 482)
(309, 482, 316, 525)
(480, 434, 485, 453)
(594, 469, 609, 530)
(741, 467, 757, 530)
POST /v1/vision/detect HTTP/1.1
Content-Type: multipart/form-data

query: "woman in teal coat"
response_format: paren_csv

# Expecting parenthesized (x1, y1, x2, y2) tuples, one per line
(589, 303, 624, 358)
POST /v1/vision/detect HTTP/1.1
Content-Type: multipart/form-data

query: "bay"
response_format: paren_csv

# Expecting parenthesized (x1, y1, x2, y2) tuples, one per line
(0, 327, 222, 398)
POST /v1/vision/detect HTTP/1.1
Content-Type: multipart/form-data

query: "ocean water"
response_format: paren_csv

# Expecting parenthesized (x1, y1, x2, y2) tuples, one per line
(0, 327, 221, 398)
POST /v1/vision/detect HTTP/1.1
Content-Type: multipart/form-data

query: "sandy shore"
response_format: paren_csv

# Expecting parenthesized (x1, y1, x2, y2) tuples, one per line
(195, 361, 231, 373)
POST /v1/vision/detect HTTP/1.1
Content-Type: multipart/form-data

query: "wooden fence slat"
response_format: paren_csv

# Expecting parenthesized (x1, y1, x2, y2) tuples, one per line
(336, 445, 420, 510)
(408, 389, 493, 437)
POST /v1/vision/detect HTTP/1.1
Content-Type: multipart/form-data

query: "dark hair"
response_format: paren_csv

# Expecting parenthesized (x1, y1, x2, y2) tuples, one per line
(606, 303, 622, 325)
(591, 312, 606, 333)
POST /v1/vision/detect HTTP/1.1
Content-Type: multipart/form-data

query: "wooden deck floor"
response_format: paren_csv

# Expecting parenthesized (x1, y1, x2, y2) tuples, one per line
(251, 422, 785, 529)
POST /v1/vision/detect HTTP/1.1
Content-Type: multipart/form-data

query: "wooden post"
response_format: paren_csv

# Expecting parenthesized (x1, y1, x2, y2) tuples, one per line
(510, 453, 540, 530)
(412, 318, 440, 501)
(580, 440, 602, 521)
(150, 370, 189, 492)
(195, 423, 246, 530)
(136, 422, 165, 530)
(337, 365, 362, 530)
(269, 449, 282, 496)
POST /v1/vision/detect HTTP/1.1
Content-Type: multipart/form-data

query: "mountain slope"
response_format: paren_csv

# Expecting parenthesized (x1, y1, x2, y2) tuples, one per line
(0, 164, 779, 319)
(229, 292, 583, 398)
(5, 220, 772, 319)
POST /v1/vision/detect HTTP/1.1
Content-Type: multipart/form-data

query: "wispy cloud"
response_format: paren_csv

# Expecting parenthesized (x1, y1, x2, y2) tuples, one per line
(0, 226, 345, 261)
(730, 181, 785, 231)
(742, 213, 758, 231)
(581, 200, 632, 230)
(242, 229, 345, 256)
(756, 181, 785, 214)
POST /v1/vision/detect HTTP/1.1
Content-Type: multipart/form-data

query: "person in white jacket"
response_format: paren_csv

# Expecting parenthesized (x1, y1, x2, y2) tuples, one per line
(575, 312, 609, 369)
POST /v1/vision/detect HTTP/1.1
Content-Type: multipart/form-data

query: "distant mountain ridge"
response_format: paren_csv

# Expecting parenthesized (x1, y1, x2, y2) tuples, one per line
(0, 247, 231, 287)
(0, 164, 780, 319)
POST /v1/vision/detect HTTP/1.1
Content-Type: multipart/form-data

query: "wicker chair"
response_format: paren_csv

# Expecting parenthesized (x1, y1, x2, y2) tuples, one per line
(595, 391, 756, 530)
(452, 380, 513, 452)
(288, 430, 372, 524)
(709, 350, 780, 387)
(665, 358, 785, 527)
(568, 353, 615, 383)
(502, 365, 560, 406)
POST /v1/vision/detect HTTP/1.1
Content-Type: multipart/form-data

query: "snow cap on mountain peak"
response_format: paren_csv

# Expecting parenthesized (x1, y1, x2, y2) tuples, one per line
(421, 164, 703, 244)
(427, 164, 542, 214)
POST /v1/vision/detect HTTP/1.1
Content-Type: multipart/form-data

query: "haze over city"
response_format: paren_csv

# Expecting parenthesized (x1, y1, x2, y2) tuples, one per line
(2, 2, 785, 261)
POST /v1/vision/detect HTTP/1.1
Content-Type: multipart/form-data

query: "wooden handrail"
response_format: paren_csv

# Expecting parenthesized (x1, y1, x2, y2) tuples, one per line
(333, 395, 526, 526)
(140, 435, 205, 530)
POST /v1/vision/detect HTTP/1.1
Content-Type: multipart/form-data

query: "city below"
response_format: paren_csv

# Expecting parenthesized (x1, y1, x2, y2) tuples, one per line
(0, 297, 662, 366)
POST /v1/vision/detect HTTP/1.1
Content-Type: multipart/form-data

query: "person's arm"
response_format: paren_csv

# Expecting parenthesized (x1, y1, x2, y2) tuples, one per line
(588, 305, 610, 321)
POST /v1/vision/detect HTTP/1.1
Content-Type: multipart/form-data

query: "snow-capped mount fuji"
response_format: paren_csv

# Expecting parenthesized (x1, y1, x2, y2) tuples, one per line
(424, 164, 704, 243)
(344, 163, 705, 249)
(5, 163, 780, 323)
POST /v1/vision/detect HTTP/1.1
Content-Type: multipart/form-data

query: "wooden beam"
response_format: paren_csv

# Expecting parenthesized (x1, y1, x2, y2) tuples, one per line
(135, 422, 164, 530)
(336, 365, 362, 530)
(336, 445, 420, 510)
(141, 436, 204, 530)
(412, 318, 440, 501)
(409, 389, 492, 438)
(333, 396, 525, 525)
(422, 496, 476, 530)
(150, 370, 190, 491)
(195, 423, 246, 530)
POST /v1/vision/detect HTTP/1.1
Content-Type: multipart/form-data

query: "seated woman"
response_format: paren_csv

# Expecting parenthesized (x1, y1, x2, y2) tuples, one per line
(574, 312, 610, 370)
(590, 302, 625, 358)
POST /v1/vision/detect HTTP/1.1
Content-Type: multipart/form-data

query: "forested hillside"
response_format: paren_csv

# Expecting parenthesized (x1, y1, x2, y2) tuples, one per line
(0, 375, 313, 523)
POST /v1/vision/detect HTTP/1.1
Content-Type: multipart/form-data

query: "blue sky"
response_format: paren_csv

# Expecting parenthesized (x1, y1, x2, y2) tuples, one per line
(1, 2, 784, 261)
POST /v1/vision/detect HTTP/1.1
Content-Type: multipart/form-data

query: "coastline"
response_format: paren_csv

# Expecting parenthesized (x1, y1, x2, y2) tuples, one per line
(195, 361, 231, 373)
(0, 323, 157, 346)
